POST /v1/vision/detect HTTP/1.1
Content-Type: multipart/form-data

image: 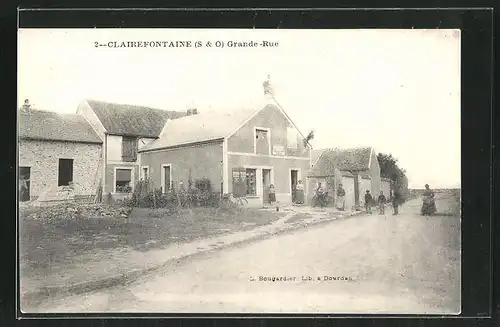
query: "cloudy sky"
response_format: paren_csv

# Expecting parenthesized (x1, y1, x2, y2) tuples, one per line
(18, 28, 461, 189)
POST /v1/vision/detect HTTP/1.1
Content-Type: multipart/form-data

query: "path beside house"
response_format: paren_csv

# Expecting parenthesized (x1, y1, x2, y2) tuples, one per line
(20, 203, 362, 311)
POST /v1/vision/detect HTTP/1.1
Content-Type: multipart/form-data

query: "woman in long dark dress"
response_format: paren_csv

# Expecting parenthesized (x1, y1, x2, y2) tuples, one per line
(421, 184, 436, 215)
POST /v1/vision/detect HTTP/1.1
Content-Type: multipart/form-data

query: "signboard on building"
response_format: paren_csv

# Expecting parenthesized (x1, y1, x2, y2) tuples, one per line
(272, 145, 285, 156)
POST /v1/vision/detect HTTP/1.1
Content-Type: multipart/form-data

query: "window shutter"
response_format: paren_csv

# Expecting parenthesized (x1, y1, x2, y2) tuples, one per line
(122, 137, 137, 162)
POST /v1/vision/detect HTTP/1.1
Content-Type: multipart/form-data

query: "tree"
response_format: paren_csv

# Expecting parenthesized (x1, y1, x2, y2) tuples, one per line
(377, 152, 409, 201)
(303, 130, 314, 148)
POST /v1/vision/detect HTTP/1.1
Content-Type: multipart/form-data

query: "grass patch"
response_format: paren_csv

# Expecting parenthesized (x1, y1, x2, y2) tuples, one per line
(19, 206, 285, 280)
(285, 213, 313, 224)
(435, 189, 461, 217)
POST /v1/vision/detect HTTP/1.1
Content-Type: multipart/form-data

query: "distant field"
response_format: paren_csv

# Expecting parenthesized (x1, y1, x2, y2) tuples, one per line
(409, 188, 461, 216)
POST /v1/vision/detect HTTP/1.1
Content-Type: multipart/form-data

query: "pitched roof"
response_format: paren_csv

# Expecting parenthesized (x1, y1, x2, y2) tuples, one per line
(139, 105, 270, 152)
(86, 100, 187, 138)
(311, 149, 324, 167)
(309, 147, 373, 176)
(19, 109, 102, 144)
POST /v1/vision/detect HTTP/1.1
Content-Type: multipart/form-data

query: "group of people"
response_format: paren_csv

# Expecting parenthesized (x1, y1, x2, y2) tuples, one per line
(267, 180, 306, 206)
(333, 183, 403, 215)
(363, 189, 399, 215)
(268, 179, 436, 216)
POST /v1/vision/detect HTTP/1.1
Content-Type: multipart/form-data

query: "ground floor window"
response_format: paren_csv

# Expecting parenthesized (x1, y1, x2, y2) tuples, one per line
(58, 158, 74, 186)
(245, 168, 257, 196)
(115, 168, 133, 193)
(162, 164, 172, 193)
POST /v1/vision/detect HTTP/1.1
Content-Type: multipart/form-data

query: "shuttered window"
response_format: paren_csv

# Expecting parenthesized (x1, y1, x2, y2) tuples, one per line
(122, 137, 138, 162)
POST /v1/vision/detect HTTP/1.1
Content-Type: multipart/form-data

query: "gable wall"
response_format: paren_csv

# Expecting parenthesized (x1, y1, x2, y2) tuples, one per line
(76, 101, 106, 141)
(227, 105, 309, 158)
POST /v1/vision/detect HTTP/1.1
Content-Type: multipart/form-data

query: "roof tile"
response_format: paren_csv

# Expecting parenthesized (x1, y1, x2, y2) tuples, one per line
(19, 109, 102, 144)
(310, 147, 373, 176)
(86, 100, 187, 138)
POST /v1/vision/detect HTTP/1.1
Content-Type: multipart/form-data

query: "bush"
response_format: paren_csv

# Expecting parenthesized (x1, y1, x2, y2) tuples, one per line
(127, 178, 220, 209)
(194, 178, 212, 192)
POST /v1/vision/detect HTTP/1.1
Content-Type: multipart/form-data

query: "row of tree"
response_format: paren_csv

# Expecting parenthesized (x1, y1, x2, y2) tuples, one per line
(377, 153, 410, 201)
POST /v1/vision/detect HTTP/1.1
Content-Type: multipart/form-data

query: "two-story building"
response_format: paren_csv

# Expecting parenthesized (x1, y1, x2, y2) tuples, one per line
(76, 99, 188, 198)
(138, 101, 311, 206)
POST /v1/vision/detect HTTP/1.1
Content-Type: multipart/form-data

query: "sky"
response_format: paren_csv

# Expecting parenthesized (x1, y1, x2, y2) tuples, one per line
(18, 28, 461, 189)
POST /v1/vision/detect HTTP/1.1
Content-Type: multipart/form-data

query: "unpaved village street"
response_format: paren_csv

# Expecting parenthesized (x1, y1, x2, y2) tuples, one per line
(34, 197, 461, 314)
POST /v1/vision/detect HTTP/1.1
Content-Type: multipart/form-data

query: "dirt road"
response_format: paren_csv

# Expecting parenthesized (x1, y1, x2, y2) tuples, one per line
(34, 196, 461, 314)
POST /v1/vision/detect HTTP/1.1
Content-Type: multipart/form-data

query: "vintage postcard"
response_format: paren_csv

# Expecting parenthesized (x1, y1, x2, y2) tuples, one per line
(18, 28, 461, 314)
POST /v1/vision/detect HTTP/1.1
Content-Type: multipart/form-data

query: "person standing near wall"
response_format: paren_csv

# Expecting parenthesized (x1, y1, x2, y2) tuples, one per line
(392, 189, 400, 215)
(377, 191, 387, 214)
(336, 183, 346, 211)
(364, 190, 373, 214)
(295, 180, 305, 205)
(268, 184, 276, 206)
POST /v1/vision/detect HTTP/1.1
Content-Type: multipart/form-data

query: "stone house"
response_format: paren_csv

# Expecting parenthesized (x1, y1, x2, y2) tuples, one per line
(18, 105, 103, 202)
(308, 150, 356, 209)
(138, 102, 311, 207)
(309, 147, 381, 209)
(76, 100, 188, 199)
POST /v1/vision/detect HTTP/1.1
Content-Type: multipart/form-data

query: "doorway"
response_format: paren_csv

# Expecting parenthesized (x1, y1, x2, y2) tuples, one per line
(19, 166, 31, 202)
(353, 174, 360, 208)
(58, 159, 74, 186)
(262, 169, 271, 205)
(290, 169, 298, 203)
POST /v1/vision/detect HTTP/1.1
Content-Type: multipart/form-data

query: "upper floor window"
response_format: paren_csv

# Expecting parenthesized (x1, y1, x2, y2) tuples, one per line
(255, 128, 270, 155)
(122, 136, 138, 162)
(287, 127, 298, 150)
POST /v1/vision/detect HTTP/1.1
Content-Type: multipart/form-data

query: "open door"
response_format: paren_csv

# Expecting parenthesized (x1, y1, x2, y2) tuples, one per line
(290, 170, 298, 203)
(262, 169, 271, 205)
(354, 174, 360, 208)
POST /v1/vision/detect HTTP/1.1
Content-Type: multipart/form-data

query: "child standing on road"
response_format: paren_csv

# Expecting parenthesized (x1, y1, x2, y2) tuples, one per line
(364, 190, 373, 214)
(377, 191, 387, 214)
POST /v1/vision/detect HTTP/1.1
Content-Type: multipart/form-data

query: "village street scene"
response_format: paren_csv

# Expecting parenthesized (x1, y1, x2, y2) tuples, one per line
(18, 29, 461, 314)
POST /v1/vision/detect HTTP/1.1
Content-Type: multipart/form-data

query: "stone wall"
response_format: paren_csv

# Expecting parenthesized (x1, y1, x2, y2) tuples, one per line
(19, 140, 102, 199)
